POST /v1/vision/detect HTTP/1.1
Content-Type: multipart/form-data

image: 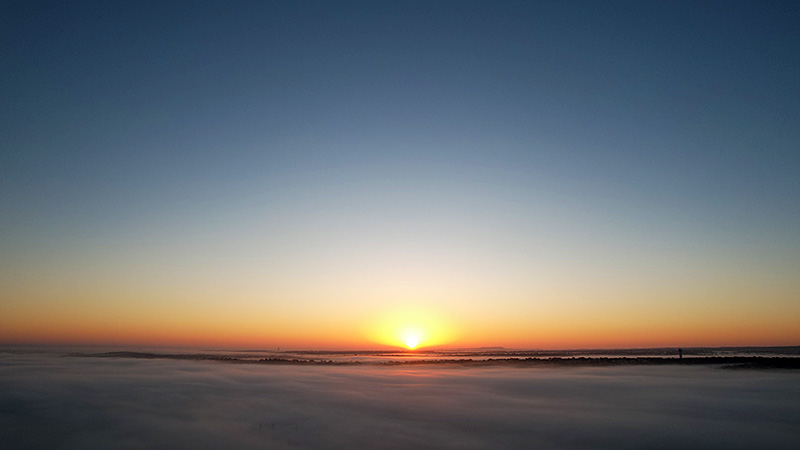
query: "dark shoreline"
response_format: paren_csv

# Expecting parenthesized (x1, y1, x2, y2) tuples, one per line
(66, 351, 800, 370)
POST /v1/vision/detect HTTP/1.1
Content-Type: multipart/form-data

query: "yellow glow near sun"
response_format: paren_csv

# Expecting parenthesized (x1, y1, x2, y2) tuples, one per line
(365, 307, 456, 350)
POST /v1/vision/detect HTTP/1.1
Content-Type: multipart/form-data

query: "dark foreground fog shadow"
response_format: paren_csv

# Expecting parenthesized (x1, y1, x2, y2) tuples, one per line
(1, 353, 799, 449)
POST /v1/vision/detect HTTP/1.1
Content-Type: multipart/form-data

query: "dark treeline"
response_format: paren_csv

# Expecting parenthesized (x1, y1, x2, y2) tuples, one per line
(68, 352, 800, 369)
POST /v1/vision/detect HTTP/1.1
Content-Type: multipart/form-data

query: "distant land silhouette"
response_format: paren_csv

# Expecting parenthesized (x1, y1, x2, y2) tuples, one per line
(64, 346, 800, 370)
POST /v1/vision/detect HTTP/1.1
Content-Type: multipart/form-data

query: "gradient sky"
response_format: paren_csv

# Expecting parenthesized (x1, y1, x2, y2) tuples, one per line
(2, 1, 799, 349)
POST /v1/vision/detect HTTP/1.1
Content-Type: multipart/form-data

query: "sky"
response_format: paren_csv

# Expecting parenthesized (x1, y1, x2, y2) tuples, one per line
(1, 0, 799, 349)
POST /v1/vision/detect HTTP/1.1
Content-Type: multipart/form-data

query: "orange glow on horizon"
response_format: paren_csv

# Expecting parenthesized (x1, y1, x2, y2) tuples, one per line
(2, 289, 800, 350)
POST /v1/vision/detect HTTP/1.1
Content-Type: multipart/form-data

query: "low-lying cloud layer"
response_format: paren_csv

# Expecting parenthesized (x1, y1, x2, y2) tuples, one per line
(1, 353, 799, 449)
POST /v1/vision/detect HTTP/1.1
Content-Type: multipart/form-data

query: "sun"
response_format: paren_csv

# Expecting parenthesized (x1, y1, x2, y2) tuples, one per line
(364, 307, 457, 350)
(401, 328, 423, 350)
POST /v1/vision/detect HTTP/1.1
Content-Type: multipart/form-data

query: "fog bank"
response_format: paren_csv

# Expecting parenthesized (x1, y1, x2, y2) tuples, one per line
(1, 353, 799, 449)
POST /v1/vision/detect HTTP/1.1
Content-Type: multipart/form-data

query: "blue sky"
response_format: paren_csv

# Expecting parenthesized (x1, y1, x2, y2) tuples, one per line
(2, 1, 799, 347)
